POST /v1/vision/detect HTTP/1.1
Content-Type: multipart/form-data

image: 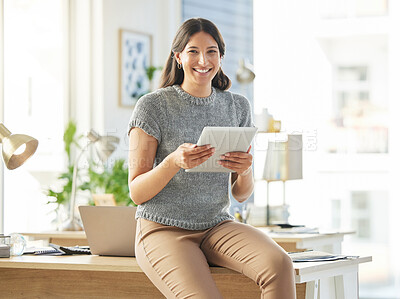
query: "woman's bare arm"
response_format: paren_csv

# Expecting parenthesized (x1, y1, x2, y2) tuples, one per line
(128, 127, 215, 205)
(230, 169, 254, 202)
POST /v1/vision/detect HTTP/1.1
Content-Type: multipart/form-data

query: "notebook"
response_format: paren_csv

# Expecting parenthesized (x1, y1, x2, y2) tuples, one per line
(79, 206, 137, 257)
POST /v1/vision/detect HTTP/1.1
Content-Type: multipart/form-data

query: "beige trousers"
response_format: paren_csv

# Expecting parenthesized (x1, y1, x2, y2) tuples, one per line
(135, 218, 296, 299)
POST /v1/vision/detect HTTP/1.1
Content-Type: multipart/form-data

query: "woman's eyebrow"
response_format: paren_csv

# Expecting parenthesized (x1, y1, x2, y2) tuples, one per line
(187, 46, 218, 49)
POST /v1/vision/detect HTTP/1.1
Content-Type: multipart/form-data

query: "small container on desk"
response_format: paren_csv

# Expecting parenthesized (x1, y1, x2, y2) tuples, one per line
(0, 235, 11, 258)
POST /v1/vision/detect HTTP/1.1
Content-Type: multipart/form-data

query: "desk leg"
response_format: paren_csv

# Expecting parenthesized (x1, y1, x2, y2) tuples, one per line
(305, 280, 318, 299)
(320, 277, 336, 299)
(332, 271, 358, 299)
(334, 275, 344, 298)
(340, 271, 358, 298)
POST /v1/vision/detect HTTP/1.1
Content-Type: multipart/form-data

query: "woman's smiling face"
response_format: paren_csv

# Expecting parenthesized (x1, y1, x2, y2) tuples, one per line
(175, 31, 221, 91)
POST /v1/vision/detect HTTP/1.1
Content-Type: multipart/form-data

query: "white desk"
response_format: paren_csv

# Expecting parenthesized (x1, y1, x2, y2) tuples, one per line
(257, 228, 354, 254)
(295, 256, 372, 298)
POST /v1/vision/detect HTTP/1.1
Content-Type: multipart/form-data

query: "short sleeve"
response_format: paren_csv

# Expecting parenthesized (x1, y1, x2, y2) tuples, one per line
(235, 94, 254, 128)
(127, 94, 162, 143)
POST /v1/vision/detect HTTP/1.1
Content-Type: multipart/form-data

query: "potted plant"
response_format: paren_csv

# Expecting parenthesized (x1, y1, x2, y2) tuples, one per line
(85, 159, 135, 206)
(45, 121, 135, 230)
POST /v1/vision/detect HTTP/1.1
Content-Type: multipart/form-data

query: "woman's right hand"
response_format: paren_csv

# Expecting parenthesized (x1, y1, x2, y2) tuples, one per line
(170, 143, 215, 170)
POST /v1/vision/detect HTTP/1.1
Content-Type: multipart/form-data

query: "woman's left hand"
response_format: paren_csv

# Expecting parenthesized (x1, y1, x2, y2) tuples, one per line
(218, 146, 252, 175)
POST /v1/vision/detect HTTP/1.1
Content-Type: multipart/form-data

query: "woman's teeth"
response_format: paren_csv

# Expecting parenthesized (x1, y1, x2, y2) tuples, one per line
(195, 69, 210, 73)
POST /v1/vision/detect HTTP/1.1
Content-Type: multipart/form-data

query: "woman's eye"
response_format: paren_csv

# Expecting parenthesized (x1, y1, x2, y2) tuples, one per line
(188, 50, 198, 53)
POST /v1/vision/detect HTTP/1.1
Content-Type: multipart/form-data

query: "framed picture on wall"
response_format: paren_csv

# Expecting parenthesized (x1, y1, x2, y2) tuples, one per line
(119, 29, 152, 107)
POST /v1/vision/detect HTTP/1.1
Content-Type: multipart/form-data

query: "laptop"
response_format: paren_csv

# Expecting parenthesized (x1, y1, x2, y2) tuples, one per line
(79, 206, 137, 257)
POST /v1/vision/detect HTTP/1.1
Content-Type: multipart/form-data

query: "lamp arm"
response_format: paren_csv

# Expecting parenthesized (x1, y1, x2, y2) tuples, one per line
(68, 142, 91, 222)
(105, 136, 119, 143)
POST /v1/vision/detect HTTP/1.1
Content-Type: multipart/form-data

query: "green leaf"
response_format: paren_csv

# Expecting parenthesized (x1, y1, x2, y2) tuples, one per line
(44, 120, 136, 216)
(63, 120, 77, 165)
(145, 66, 163, 81)
(87, 159, 134, 206)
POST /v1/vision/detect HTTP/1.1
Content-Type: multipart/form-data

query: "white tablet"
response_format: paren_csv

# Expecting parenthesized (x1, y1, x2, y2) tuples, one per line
(186, 126, 258, 173)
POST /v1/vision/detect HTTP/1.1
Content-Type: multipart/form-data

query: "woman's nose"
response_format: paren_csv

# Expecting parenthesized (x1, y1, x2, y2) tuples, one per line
(198, 52, 207, 65)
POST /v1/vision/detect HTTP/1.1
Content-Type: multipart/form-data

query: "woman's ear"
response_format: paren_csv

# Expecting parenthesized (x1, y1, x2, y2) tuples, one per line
(174, 52, 181, 65)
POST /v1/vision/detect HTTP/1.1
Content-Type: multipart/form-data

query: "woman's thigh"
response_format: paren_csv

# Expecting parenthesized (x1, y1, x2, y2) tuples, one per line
(200, 221, 295, 298)
(135, 218, 223, 299)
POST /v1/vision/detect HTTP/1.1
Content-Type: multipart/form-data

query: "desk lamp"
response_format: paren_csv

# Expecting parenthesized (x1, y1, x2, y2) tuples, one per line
(236, 58, 255, 84)
(0, 123, 38, 170)
(0, 123, 38, 238)
(262, 134, 302, 225)
(62, 129, 119, 231)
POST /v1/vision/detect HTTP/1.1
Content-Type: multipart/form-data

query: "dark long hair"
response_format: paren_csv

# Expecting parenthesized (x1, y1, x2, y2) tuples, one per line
(159, 18, 231, 90)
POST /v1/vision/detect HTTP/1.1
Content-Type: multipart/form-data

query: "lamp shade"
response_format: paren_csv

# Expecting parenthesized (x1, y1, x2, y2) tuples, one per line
(262, 134, 302, 181)
(236, 58, 255, 84)
(87, 129, 120, 162)
(0, 123, 38, 170)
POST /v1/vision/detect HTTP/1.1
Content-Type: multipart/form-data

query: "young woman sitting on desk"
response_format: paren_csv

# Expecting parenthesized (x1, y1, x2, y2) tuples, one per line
(127, 18, 295, 299)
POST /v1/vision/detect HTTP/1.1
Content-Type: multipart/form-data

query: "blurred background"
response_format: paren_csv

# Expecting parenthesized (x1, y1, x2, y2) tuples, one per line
(0, 0, 399, 298)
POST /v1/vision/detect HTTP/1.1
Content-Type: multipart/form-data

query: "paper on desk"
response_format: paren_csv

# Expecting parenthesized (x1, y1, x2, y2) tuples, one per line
(23, 246, 63, 255)
(288, 250, 359, 262)
(269, 226, 319, 234)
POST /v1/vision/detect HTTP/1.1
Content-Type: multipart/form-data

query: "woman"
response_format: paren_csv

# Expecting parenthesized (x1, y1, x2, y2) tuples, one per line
(127, 18, 295, 299)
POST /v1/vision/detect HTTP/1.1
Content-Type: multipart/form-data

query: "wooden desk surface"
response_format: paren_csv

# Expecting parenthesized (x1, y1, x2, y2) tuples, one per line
(0, 254, 371, 277)
(0, 255, 234, 274)
(0, 255, 258, 298)
(0, 254, 371, 299)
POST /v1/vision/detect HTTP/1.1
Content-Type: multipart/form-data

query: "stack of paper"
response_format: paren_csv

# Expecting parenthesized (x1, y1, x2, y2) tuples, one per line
(269, 226, 319, 234)
(0, 244, 10, 258)
(289, 250, 358, 262)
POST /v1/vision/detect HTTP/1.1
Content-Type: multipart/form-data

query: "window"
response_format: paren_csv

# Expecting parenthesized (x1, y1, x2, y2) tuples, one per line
(351, 191, 371, 239)
(3, 0, 68, 233)
(330, 199, 341, 229)
(318, 0, 388, 18)
(254, 0, 399, 296)
(328, 64, 388, 154)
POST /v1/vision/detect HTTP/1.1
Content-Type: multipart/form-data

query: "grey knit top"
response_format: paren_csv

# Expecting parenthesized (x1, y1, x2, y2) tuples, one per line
(127, 84, 253, 230)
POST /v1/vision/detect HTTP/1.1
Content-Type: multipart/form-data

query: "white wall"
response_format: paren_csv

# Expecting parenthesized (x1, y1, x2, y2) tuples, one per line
(102, 0, 181, 162)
